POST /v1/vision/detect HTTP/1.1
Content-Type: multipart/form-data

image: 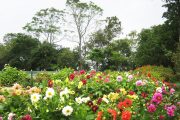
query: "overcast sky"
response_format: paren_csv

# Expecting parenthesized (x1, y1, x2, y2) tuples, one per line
(0, 0, 166, 48)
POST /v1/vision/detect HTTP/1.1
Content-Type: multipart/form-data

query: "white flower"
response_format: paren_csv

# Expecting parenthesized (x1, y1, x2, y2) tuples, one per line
(60, 87, 69, 97)
(8, 113, 15, 120)
(82, 97, 90, 103)
(75, 97, 83, 104)
(102, 97, 109, 104)
(156, 87, 162, 93)
(45, 88, 55, 99)
(31, 93, 41, 103)
(117, 76, 123, 82)
(62, 106, 73, 116)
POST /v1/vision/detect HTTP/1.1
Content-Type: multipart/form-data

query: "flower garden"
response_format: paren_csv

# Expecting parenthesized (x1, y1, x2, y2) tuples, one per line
(0, 65, 179, 120)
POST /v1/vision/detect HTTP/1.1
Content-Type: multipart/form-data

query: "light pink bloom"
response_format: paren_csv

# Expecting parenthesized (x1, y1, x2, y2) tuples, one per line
(170, 88, 175, 94)
(128, 75, 133, 79)
(117, 76, 123, 82)
(136, 80, 143, 86)
(8, 113, 15, 120)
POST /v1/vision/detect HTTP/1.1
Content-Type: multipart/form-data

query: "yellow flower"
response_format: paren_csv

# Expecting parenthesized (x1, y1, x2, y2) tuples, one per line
(127, 95, 138, 100)
(120, 88, 127, 95)
(0, 95, 5, 102)
(69, 90, 75, 94)
(78, 81, 83, 89)
(108, 92, 119, 101)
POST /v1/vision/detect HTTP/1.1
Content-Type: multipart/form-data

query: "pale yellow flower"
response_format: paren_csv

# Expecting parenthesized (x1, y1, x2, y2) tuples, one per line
(120, 88, 127, 95)
(78, 81, 83, 89)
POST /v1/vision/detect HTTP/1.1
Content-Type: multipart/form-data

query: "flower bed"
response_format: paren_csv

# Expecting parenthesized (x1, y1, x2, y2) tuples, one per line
(0, 68, 179, 120)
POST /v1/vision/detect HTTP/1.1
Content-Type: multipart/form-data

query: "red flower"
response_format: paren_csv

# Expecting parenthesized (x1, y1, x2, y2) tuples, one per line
(159, 115, 165, 120)
(96, 111, 103, 120)
(92, 105, 99, 112)
(108, 109, 117, 120)
(86, 74, 91, 79)
(81, 79, 87, 85)
(21, 114, 32, 120)
(87, 101, 93, 107)
(117, 102, 124, 110)
(129, 91, 135, 95)
(141, 92, 148, 98)
(48, 80, 53, 88)
(121, 111, 131, 120)
(80, 70, 86, 75)
(69, 73, 75, 80)
(97, 98, 102, 105)
(147, 72, 151, 77)
(124, 99, 132, 107)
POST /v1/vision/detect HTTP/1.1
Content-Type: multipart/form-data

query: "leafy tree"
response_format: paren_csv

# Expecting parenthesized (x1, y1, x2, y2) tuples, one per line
(57, 48, 78, 69)
(66, 0, 103, 69)
(135, 25, 173, 67)
(30, 42, 58, 70)
(2, 33, 40, 70)
(23, 7, 64, 44)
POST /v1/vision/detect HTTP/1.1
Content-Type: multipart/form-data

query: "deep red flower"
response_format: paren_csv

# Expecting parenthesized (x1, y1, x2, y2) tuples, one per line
(124, 99, 132, 107)
(92, 105, 99, 112)
(108, 109, 117, 120)
(69, 73, 75, 80)
(159, 115, 165, 120)
(21, 114, 32, 120)
(129, 91, 135, 95)
(96, 111, 103, 120)
(121, 111, 131, 120)
(87, 101, 93, 107)
(81, 79, 87, 85)
(141, 92, 148, 98)
(97, 98, 102, 105)
(86, 74, 91, 79)
(80, 70, 86, 75)
(48, 80, 53, 88)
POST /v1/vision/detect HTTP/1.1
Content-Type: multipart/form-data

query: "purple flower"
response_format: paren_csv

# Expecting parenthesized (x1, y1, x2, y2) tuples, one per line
(117, 76, 123, 82)
(136, 80, 143, 86)
(147, 104, 156, 113)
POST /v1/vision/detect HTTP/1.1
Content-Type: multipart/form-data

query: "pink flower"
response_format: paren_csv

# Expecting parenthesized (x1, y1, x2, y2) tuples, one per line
(0, 116, 3, 120)
(170, 88, 175, 94)
(167, 107, 175, 117)
(147, 104, 156, 113)
(152, 93, 163, 104)
(117, 76, 123, 82)
(21, 114, 32, 120)
(128, 75, 133, 79)
(136, 80, 143, 86)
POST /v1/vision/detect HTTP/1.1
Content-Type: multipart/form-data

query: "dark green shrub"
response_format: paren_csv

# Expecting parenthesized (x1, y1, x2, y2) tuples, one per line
(0, 65, 29, 86)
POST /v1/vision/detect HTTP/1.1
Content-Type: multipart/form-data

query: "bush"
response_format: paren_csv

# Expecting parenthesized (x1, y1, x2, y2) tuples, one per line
(0, 65, 29, 86)
(51, 68, 74, 80)
(34, 72, 52, 83)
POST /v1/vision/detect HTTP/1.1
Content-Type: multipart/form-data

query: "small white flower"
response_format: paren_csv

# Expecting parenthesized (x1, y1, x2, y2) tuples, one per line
(31, 93, 41, 103)
(60, 87, 69, 97)
(75, 97, 83, 104)
(156, 87, 162, 93)
(102, 97, 109, 103)
(45, 88, 55, 99)
(117, 76, 123, 82)
(82, 97, 90, 103)
(62, 106, 73, 116)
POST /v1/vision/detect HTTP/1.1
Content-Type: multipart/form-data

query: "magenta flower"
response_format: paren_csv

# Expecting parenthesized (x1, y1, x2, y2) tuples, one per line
(147, 104, 156, 113)
(152, 93, 163, 104)
(136, 80, 143, 86)
(0, 116, 3, 120)
(167, 107, 175, 117)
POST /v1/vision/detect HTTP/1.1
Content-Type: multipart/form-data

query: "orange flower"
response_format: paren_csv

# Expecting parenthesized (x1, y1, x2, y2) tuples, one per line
(121, 111, 131, 120)
(96, 111, 103, 120)
(123, 99, 132, 107)
(108, 109, 117, 120)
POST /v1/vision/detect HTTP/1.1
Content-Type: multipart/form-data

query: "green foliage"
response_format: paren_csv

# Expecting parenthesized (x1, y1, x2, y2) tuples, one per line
(51, 68, 74, 80)
(0, 65, 29, 86)
(34, 72, 52, 83)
